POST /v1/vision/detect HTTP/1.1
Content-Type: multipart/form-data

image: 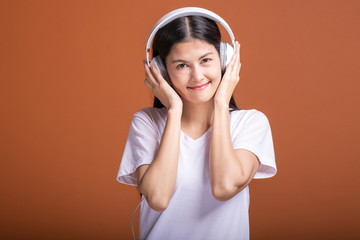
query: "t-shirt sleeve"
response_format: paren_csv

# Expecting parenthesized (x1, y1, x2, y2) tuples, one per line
(116, 110, 160, 186)
(232, 110, 277, 179)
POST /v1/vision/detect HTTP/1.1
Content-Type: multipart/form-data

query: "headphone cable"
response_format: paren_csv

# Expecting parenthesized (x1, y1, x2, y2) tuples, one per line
(131, 201, 142, 240)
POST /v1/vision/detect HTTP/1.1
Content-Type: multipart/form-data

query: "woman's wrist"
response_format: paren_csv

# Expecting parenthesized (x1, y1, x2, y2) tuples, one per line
(167, 105, 183, 119)
(214, 99, 230, 111)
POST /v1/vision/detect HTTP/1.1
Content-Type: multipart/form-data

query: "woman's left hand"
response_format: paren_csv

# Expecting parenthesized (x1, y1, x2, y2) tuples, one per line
(214, 41, 241, 107)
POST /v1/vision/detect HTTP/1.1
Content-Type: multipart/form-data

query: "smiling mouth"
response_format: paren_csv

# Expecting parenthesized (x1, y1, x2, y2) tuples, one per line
(188, 82, 210, 91)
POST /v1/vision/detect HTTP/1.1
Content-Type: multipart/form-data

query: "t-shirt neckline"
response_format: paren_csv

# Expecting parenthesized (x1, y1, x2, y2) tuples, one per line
(180, 126, 212, 142)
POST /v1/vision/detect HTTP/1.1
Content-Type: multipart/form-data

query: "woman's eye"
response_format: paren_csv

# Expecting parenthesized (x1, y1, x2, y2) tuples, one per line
(177, 63, 187, 69)
(201, 58, 211, 63)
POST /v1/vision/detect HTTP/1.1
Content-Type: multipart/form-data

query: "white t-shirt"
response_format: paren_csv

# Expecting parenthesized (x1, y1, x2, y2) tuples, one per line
(117, 107, 277, 240)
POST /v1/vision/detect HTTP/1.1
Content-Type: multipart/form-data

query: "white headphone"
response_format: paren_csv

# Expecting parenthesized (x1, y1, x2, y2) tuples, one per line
(145, 7, 236, 81)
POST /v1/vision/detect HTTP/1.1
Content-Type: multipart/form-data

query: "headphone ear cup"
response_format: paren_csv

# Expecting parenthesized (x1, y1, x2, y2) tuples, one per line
(220, 42, 235, 73)
(151, 56, 170, 83)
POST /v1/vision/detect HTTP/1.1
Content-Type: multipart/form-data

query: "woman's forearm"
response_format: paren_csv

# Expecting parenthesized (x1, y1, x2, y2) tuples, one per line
(210, 103, 259, 201)
(138, 108, 181, 211)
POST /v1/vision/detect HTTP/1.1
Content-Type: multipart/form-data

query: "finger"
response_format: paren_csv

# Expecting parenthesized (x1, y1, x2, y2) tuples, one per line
(143, 61, 157, 85)
(237, 62, 242, 76)
(235, 43, 241, 74)
(150, 63, 168, 84)
(144, 78, 152, 90)
(227, 50, 237, 72)
(232, 42, 241, 75)
(226, 42, 240, 74)
(236, 61, 241, 75)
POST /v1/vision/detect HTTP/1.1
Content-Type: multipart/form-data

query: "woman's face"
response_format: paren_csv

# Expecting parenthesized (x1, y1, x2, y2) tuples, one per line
(165, 38, 222, 105)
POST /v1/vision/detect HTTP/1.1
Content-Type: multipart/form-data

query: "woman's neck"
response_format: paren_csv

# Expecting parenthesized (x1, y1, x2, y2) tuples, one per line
(180, 100, 214, 139)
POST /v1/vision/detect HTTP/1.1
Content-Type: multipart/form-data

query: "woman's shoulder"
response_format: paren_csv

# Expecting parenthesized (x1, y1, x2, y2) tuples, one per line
(132, 107, 167, 129)
(230, 108, 267, 119)
(230, 109, 270, 127)
(133, 107, 167, 119)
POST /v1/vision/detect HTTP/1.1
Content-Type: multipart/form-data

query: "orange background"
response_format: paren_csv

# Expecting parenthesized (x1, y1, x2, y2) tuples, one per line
(1, 0, 359, 239)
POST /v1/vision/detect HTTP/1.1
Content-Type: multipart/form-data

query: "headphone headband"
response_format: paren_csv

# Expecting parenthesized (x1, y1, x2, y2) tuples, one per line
(146, 7, 236, 66)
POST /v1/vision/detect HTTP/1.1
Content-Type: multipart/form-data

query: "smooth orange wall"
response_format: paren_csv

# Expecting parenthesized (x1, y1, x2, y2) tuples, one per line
(1, 0, 359, 239)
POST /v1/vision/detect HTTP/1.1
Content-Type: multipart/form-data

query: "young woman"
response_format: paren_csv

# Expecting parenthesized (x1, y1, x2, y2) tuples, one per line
(117, 8, 277, 240)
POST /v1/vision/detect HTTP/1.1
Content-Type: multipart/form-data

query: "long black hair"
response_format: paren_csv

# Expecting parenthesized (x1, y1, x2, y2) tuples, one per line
(151, 16, 238, 110)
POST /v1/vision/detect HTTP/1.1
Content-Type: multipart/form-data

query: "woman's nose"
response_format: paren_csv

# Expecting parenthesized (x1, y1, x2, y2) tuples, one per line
(191, 65, 204, 82)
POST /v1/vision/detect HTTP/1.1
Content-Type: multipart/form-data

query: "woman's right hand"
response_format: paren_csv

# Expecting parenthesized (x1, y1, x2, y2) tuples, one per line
(144, 60, 183, 112)
(140, 61, 183, 211)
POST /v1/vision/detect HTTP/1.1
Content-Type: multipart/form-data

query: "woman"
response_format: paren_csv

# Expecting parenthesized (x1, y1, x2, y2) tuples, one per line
(117, 8, 277, 240)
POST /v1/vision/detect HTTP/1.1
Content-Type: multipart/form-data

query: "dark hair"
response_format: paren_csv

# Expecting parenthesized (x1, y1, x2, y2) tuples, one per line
(152, 16, 238, 110)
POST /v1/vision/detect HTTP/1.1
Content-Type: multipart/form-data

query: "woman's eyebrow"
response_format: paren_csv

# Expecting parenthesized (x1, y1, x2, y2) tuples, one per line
(199, 52, 214, 59)
(170, 52, 214, 64)
(171, 59, 188, 64)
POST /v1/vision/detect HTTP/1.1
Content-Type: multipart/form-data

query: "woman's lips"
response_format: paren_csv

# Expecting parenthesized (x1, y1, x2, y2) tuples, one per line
(188, 82, 210, 91)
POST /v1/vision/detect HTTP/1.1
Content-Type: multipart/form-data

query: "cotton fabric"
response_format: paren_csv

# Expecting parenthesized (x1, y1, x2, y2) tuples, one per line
(117, 107, 276, 240)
